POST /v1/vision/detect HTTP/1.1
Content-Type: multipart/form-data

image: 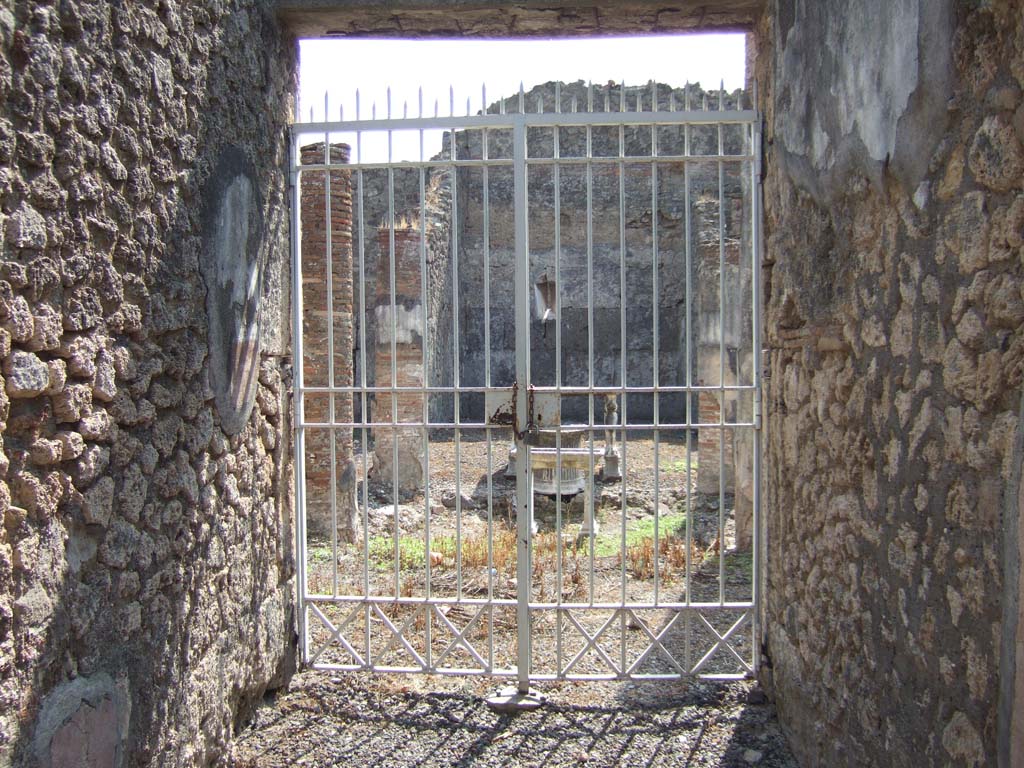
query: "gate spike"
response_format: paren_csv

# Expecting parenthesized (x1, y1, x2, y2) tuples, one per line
(466, 95, 471, 117)
(620, 80, 626, 112)
(482, 83, 487, 114)
(719, 79, 725, 110)
(387, 86, 392, 119)
(537, 92, 543, 114)
(324, 90, 329, 122)
(309, 105, 313, 123)
(356, 88, 361, 120)
(403, 101, 408, 119)
(684, 82, 691, 111)
(669, 89, 676, 113)
(418, 86, 423, 118)
(555, 82, 561, 114)
(650, 80, 657, 113)
(518, 81, 525, 114)
(450, 84, 455, 117)
(604, 84, 610, 112)
(587, 81, 593, 113)
(434, 98, 439, 118)
(339, 103, 343, 121)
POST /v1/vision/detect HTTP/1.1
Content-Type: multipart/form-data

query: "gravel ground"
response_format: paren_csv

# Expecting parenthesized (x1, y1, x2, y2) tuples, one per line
(231, 671, 798, 767)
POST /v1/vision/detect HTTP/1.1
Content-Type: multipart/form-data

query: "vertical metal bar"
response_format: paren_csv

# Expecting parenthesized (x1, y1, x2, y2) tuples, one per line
(418, 95, 433, 668)
(585, 82, 596, 604)
(513, 114, 532, 694)
(289, 130, 309, 663)
(683, 86, 694, 611)
(684, 89, 695, 682)
(751, 110, 764, 674)
(553, 82, 563, 677)
(617, 113, 628, 654)
(651, 111, 661, 606)
(451, 105, 463, 602)
(354, 93, 372, 665)
(718, 109, 726, 606)
(481, 85, 495, 670)
(322, 124, 339, 599)
(387, 116, 401, 599)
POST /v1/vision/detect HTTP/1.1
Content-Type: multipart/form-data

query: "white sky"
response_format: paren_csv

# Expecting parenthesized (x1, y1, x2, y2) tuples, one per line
(298, 34, 746, 161)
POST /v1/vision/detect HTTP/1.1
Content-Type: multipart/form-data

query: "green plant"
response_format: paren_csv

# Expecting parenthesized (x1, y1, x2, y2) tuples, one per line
(368, 535, 428, 570)
(659, 455, 698, 473)
(593, 511, 688, 557)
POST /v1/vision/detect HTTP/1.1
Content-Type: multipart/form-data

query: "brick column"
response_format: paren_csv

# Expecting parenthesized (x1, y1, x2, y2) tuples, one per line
(697, 390, 736, 495)
(300, 142, 357, 540)
(371, 224, 425, 493)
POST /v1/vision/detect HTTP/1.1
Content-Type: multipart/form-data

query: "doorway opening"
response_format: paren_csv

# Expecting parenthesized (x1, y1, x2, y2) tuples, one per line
(289, 35, 762, 693)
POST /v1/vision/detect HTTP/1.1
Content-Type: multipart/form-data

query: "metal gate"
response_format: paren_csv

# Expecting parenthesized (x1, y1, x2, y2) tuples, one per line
(290, 82, 762, 692)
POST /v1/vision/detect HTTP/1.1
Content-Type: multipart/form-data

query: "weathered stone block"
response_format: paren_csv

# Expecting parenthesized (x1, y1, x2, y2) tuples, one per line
(5, 202, 47, 250)
(52, 383, 91, 423)
(13, 583, 53, 627)
(72, 444, 109, 488)
(61, 335, 99, 378)
(27, 303, 62, 351)
(55, 430, 84, 461)
(4, 349, 49, 397)
(117, 463, 147, 524)
(29, 438, 63, 466)
(942, 191, 990, 273)
(83, 476, 114, 526)
(19, 132, 55, 167)
(968, 114, 1024, 192)
(92, 350, 116, 402)
(79, 410, 113, 442)
(2, 293, 35, 343)
(44, 359, 66, 396)
(98, 519, 139, 569)
(63, 287, 103, 331)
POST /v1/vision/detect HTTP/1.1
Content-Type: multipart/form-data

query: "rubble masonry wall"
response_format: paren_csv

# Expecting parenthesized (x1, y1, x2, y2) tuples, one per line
(0, 2, 296, 766)
(757, 1, 1024, 765)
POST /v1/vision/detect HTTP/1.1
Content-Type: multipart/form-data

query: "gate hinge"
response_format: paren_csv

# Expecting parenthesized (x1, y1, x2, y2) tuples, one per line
(753, 390, 762, 430)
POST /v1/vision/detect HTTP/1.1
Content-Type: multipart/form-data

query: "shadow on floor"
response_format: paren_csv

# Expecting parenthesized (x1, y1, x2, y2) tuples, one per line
(232, 671, 796, 767)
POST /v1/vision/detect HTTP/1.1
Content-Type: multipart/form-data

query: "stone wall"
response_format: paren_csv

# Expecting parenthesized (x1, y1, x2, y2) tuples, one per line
(757, 1, 1023, 765)
(0, 2, 295, 766)
(454, 81, 751, 427)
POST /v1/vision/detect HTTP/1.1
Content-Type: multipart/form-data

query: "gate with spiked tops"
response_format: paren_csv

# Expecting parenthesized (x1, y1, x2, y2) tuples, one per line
(290, 79, 764, 702)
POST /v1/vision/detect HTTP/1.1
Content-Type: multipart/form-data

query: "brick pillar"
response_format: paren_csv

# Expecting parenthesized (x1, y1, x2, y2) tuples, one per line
(371, 225, 425, 493)
(697, 390, 735, 494)
(300, 142, 357, 540)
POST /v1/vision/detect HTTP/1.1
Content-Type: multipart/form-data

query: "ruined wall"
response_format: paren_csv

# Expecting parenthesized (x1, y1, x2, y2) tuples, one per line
(0, 2, 295, 766)
(758, 1, 1023, 765)
(455, 81, 750, 426)
(352, 168, 453, 428)
(371, 225, 427, 492)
